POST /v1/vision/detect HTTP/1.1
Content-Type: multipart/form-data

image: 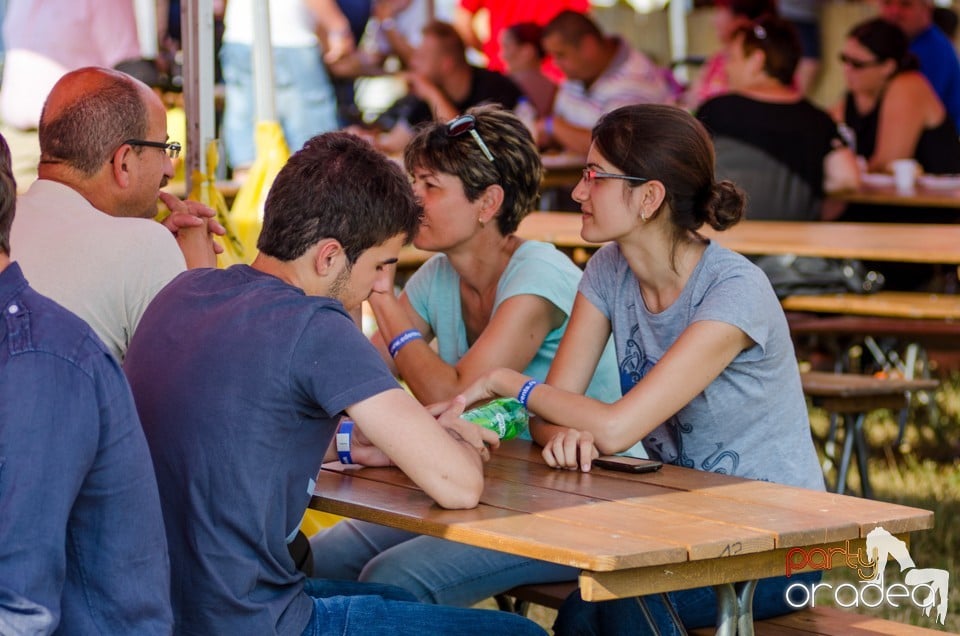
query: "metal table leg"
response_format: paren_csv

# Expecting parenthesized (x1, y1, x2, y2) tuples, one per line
(714, 583, 738, 636)
(736, 580, 758, 636)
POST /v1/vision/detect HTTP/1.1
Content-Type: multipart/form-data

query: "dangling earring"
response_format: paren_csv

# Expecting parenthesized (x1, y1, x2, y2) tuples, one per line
(640, 210, 648, 222)
(478, 217, 485, 227)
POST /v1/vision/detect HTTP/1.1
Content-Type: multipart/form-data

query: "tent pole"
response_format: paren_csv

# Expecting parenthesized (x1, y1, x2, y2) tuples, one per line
(181, 0, 216, 192)
(252, 2, 276, 123)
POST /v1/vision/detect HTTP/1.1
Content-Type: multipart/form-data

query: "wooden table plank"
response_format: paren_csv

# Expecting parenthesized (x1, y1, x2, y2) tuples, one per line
(579, 536, 901, 601)
(487, 444, 933, 536)
(484, 460, 860, 548)
(313, 471, 686, 570)
(781, 292, 960, 320)
(801, 371, 939, 397)
(399, 217, 960, 270)
(323, 462, 777, 562)
(831, 182, 960, 208)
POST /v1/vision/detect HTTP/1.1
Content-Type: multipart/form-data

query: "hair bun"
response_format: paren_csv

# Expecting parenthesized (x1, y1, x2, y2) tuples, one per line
(701, 180, 746, 230)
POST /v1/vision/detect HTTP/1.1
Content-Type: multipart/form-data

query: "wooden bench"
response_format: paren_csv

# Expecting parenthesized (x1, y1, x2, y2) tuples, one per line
(781, 292, 960, 321)
(494, 581, 576, 615)
(800, 372, 940, 498)
(788, 314, 960, 350)
(498, 584, 944, 634)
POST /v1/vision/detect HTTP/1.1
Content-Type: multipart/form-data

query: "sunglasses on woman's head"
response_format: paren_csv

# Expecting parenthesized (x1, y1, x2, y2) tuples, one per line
(445, 114, 496, 164)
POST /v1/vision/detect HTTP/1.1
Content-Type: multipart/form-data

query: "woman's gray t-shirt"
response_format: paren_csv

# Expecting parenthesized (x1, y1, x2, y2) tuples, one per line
(578, 240, 824, 490)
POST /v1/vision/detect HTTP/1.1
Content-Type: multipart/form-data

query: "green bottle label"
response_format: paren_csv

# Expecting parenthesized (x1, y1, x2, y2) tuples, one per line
(461, 397, 529, 440)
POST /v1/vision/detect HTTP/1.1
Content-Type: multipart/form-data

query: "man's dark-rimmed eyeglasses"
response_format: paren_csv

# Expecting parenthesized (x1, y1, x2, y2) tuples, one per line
(445, 115, 496, 164)
(123, 139, 182, 159)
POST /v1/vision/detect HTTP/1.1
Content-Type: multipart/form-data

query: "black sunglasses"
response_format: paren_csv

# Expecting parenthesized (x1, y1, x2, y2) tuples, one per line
(123, 139, 182, 159)
(838, 53, 884, 70)
(445, 115, 496, 164)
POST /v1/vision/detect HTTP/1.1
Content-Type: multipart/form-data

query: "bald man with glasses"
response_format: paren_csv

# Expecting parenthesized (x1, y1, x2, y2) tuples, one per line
(9, 66, 224, 361)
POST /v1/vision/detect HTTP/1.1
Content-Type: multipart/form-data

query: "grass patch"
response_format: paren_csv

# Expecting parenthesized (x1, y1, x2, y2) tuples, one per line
(807, 374, 960, 632)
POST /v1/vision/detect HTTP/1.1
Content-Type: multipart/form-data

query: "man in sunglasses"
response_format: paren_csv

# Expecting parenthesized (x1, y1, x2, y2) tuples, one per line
(9, 66, 223, 362)
(880, 0, 960, 129)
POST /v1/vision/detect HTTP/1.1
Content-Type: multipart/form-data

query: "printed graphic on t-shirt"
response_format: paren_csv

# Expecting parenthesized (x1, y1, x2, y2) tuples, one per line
(619, 323, 741, 473)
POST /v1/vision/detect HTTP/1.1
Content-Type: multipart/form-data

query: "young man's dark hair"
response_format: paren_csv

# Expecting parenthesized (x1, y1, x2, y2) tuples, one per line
(258, 132, 421, 263)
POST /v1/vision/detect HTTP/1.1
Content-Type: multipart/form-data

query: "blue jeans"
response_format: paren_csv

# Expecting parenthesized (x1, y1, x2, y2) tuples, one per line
(220, 42, 339, 168)
(301, 578, 545, 636)
(309, 520, 579, 606)
(553, 571, 823, 636)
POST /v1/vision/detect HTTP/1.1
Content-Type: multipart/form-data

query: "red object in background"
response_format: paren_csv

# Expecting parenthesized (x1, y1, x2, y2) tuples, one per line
(460, 0, 589, 74)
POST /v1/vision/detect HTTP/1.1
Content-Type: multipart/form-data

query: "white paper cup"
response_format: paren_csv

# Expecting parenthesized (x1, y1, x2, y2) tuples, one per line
(891, 159, 919, 193)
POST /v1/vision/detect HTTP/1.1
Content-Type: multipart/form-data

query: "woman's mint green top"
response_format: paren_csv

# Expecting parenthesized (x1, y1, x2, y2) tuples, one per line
(404, 240, 635, 452)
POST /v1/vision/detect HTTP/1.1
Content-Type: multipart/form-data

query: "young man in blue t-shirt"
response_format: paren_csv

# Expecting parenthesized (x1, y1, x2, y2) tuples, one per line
(123, 132, 545, 636)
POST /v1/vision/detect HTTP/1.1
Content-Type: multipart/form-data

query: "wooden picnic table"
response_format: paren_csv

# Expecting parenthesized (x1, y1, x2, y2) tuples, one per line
(399, 216, 960, 270)
(540, 152, 586, 191)
(311, 439, 934, 635)
(830, 179, 960, 209)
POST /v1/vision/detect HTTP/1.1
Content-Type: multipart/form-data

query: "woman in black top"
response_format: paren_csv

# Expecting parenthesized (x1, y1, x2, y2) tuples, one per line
(697, 17, 859, 220)
(831, 17, 960, 175)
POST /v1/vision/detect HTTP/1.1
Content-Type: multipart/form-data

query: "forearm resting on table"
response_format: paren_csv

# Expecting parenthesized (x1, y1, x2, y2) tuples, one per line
(483, 368, 641, 454)
(349, 389, 486, 509)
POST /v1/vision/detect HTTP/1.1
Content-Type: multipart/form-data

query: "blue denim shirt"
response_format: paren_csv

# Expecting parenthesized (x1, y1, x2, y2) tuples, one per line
(0, 262, 172, 634)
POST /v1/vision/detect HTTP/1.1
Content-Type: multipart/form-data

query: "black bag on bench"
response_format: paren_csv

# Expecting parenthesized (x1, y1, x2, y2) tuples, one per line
(752, 255, 885, 300)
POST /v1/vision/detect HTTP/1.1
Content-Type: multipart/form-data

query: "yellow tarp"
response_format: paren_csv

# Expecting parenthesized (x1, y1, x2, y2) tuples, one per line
(225, 120, 291, 264)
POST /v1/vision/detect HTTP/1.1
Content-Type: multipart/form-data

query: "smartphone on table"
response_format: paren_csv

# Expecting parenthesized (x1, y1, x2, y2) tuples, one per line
(592, 456, 663, 473)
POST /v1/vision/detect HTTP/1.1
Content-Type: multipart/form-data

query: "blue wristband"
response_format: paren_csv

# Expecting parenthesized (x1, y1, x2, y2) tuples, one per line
(337, 420, 354, 464)
(517, 379, 538, 408)
(388, 329, 423, 358)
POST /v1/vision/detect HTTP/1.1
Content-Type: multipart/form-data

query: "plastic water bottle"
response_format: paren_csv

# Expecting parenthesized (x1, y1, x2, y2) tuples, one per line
(461, 397, 528, 440)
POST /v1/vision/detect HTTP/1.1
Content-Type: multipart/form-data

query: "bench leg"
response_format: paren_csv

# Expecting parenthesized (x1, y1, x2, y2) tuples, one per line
(835, 414, 857, 495)
(493, 593, 515, 613)
(852, 414, 873, 499)
(821, 412, 840, 485)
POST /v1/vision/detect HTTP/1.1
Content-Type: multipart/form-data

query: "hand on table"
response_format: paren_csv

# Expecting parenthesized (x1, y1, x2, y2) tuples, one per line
(430, 396, 500, 462)
(543, 428, 599, 472)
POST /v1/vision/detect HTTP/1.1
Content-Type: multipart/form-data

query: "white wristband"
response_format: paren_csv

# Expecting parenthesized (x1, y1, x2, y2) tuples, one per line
(337, 420, 354, 464)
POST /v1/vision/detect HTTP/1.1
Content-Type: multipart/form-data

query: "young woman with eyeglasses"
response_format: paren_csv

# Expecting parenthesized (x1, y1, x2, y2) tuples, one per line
(308, 104, 626, 605)
(458, 104, 826, 634)
(830, 17, 960, 175)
